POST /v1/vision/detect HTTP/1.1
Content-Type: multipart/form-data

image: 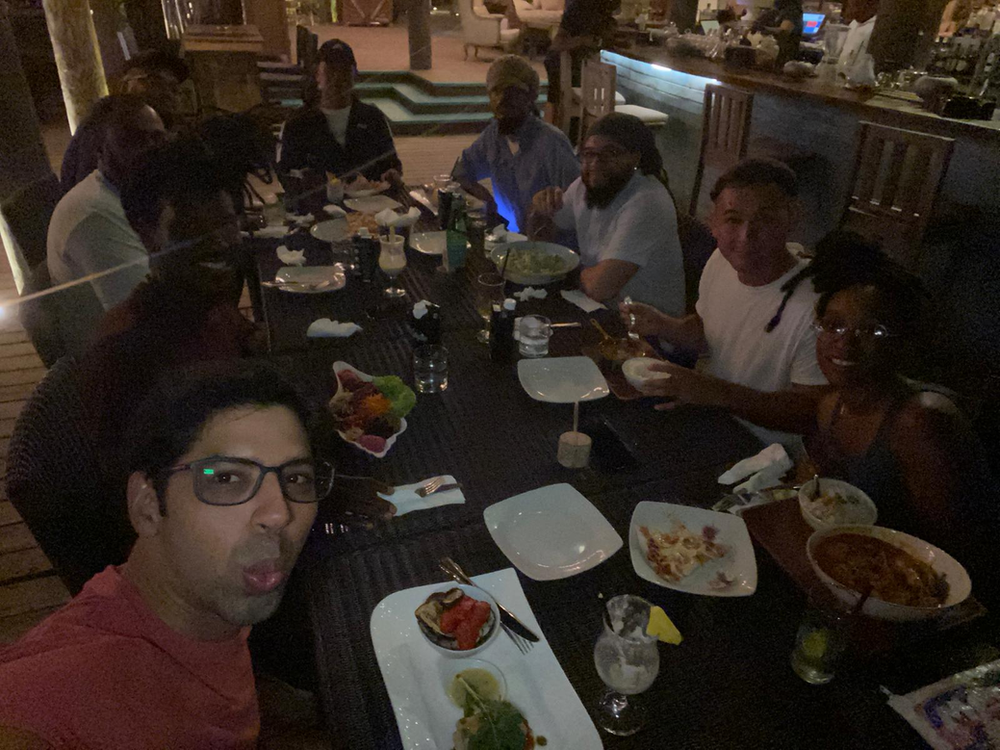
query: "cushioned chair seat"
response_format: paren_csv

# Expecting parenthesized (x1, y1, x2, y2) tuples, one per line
(573, 87, 626, 105)
(615, 104, 669, 126)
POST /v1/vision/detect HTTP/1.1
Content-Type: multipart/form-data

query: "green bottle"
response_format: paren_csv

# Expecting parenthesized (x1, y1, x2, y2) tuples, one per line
(445, 193, 468, 271)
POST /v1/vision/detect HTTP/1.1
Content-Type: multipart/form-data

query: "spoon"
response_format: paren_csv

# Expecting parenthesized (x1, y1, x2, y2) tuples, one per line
(590, 318, 615, 342)
(624, 295, 640, 342)
(812, 474, 821, 500)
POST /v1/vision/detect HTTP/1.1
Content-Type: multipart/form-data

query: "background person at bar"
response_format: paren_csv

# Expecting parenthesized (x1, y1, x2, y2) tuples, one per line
(451, 55, 579, 233)
(753, 0, 804, 66)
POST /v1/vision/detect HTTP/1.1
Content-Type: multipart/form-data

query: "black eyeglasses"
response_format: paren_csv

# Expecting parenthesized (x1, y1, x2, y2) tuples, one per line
(163, 456, 335, 506)
(812, 319, 897, 342)
(579, 147, 629, 165)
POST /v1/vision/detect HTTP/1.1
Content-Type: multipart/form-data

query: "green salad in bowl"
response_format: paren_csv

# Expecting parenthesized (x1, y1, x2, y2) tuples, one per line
(490, 240, 580, 285)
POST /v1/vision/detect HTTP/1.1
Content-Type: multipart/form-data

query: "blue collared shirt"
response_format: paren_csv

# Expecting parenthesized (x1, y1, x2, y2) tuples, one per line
(453, 115, 580, 232)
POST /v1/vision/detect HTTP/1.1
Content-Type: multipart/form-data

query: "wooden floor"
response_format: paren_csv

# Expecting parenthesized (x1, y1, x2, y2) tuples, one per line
(0, 126, 478, 644)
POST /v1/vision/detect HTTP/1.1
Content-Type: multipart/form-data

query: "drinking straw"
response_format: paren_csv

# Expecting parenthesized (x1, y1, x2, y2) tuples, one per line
(573, 401, 579, 434)
(500, 245, 513, 278)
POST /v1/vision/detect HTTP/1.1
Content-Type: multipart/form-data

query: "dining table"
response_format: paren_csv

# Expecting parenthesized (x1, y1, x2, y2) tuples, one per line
(245, 190, 997, 750)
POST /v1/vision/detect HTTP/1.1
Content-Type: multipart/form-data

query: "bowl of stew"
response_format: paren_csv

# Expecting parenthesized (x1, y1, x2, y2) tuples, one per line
(806, 525, 971, 622)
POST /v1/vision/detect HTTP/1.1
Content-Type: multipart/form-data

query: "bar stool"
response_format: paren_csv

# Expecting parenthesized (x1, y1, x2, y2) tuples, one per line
(841, 121, 954, 271)
(689, 84, 753, 216)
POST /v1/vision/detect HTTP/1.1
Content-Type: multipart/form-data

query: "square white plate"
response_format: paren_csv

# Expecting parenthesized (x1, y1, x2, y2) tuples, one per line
(370, 568, 603, 750)
(484, 484, 622, 581)
(274, 265, 347, 292)
(629, 501, 757, 597)
(517, 356, 609, 403)
(345, 195, 402, 213)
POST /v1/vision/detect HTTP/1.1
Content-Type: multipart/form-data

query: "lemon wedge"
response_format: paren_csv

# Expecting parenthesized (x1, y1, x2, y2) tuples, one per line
(646, 606, 682, 644)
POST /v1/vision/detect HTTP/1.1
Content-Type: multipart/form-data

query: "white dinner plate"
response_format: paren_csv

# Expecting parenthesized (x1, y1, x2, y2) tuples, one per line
(345, 180, 390, 198)
(484, 483, 622, 581)
(345, 195, 402, 213)
(517, 356, 609, 403)
(310, 219, 350, 243)
(274, 265, 347, 293)
(629, 501, 757, 597)
(410, 231, 446, 255)
(370, 568, 602, 750)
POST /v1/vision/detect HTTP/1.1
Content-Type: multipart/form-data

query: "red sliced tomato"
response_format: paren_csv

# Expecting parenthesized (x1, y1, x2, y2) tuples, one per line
(454, 618, 481, 650)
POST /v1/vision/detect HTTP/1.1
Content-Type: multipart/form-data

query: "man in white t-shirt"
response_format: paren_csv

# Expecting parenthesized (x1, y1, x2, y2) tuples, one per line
(528, 113, 685, 317)
(621, 159, 828, 441)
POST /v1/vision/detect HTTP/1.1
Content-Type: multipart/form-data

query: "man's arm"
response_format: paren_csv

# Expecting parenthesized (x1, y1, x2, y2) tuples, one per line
(579, 260, 638, 303)
(366, 111, 403, 182)
(64, 216, 148, 310)
(451, 138, 496, 213)
(619, 302, 708, 353)
(0, 726, 55, 750)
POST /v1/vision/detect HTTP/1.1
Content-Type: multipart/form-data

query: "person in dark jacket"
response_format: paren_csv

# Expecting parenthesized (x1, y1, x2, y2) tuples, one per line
(278, 39, 402, 190)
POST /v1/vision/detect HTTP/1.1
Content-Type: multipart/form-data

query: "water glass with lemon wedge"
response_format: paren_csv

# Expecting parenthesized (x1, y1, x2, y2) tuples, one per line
(791, 602, 848, 685)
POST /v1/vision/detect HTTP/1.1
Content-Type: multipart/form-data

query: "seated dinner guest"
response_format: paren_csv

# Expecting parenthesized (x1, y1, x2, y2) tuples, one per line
(451, 55, 579, 233)
(59, 51, 190, 195)
(279, 39, 402, 187)
(528, 113, 684, 317)
(621, 159, 827, 445)
(0, 360, 325, 749)
(802, 233, 997, 575)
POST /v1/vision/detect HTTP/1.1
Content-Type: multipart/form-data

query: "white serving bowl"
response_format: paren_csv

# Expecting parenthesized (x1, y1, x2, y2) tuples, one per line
(806, 525, 972, 622)
(489, 240, 580, 285)
(416, 584, 500, 658)
(621, 357, 670, 392)
(440, 658, 507, 706)
(798, 477, 877, 531)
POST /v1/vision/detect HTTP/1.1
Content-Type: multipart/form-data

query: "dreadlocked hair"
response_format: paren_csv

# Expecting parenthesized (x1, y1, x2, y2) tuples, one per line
(764, 230, 927, 334)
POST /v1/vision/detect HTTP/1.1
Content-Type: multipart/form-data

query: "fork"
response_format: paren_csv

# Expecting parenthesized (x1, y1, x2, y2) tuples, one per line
(501, 623, 534, 654)
(416, 476, 449, 497)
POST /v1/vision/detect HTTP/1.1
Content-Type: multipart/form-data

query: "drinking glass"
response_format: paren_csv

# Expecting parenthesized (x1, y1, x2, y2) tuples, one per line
(378, 235, 407, 299)
(466, 208, 488, 257)
(518, 315, 551, 358)
(593, 595, 660, 736)
(413, 344, 449, 393)
(790, 599, 849, 685)
(475, 273, 506, 344)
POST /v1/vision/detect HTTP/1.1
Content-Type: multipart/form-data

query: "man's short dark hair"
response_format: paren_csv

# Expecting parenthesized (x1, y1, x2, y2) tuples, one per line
(709, 158, 798, 202)
(317, 39, 357, 72)
(124, 49, 190, 83)
(120, 137, 230, 236)
(124, 360, 314, 509)
(103, 93, 157, 142)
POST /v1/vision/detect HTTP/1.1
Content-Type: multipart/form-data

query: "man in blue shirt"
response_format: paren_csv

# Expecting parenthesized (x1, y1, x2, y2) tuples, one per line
(451, 55, 579, 233)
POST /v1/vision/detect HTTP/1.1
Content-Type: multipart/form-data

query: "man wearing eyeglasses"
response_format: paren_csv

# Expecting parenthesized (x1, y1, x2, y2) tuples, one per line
(0, 360, 327, 748)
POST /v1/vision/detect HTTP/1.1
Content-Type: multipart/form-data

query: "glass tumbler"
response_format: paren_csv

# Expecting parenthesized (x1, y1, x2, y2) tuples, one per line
(518, 315, 551, 358)
(475, 273, 506, 344)
(413, 344, 449, 394)
(790, 600, 849, 685)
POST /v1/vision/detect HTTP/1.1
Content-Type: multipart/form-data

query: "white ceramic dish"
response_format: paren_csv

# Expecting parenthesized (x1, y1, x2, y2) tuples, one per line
(331, 361, 408, 458)
(345, 180, 390, 198)
(629, 501, 758, 597)
(440, 659, 507, 705)
(370, 568, 602, 750)
(806, 525, 972, 622)
(274, 265, 346, 293)
(483, 483, 622, 581)
(345, 195, 402, 213)
(416, 584, 500, 658)
(310, 219, 351, 243)
(798, 477, 877, 531)
(516, 356, 609, 403)
(410, 231, 446, 256)
(622, 357, 670, 392)
(490, 240, 580, 285)
(484, 231, 528, 254)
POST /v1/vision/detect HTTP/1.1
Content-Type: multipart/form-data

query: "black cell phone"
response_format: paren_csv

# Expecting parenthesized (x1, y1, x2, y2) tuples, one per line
(580, 416, 640, 473)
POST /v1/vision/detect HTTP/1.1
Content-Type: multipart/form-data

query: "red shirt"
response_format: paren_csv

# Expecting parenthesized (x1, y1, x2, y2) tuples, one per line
(0, 567, 259, 749)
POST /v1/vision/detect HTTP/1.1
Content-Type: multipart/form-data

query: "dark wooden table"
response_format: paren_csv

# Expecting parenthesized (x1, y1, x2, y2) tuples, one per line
(249, 206, 995, 750)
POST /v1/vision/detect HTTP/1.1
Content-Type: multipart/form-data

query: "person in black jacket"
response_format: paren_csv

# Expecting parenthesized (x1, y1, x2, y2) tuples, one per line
(278, 39, 402, 190)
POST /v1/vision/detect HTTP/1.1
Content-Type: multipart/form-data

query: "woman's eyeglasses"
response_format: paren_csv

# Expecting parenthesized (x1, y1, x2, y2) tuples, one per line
(812, 319, 897, 342)
(162, 456, 335, 506)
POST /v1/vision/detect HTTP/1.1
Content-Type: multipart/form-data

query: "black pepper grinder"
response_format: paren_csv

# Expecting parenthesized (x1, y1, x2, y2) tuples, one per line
(489, 298, 517, 364)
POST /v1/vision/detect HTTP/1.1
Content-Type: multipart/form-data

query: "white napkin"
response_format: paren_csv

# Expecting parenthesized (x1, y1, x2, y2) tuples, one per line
(322, 204, 347, 218)
(514, 287, 547, 302)
(276, 245, 305, 266)
(561, 289, 606, 312)
(375, 206, 421, 229)
(288, 213, 314, 226)
(412, 300, 432, 319)
(377, 475, 465, 517)
(245, 225, 288, 239)
(306, 318, 362, 338)
(488, 224, 507, 241)
(717, 443, 793, 493)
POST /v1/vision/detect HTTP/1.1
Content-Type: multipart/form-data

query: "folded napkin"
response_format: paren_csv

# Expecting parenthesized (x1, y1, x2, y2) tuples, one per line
(276, 245, 305, 266)
(377, 475, 465, 517)
(306, 319, 362, 338)
(322, 204, 347, 218)
(375, 206, 421, 229)
(514, 287, 547, 302)
(487, 224, 507, 242)
(244, 225, 288, 239)
(412, 299, 433, 319)
(561, 289, 606, 313)
(288, 213, 314, 226)
(718, 443, 793, 494)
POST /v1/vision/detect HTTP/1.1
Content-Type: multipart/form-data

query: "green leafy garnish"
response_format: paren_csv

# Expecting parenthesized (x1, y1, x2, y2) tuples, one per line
(457, 678, 527, 750)
(373, 376, 416, 418)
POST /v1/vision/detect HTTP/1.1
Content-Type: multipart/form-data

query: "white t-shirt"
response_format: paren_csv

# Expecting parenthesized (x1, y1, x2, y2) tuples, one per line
(321, 106, 351, 147)
(553, 173, 685, 317)
(696, 249, 826, 449)
(47, 170, 149, 311)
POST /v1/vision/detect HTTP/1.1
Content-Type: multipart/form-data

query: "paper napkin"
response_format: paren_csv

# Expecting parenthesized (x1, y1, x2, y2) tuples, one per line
(561, 289, 606, 313)
(322, 204, 347, 218)
(375, 206, 421, 229)
(306, 319, 362, 338)
(377, 475, 465, 517)
(245, 225, 288, 239)
(276, 245, 306, 266)
(288, 213, 314, 226)
(514, 287, 547, 302)
(717, 443, 793, 494)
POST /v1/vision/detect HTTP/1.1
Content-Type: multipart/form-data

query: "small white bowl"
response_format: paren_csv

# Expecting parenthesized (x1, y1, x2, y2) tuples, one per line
(416, 584, 500, 659)
(622, 357, 670, 392)
(806, 525, 972, 622)
(798, 477, 877, 531)
(441, 659, 507, 707)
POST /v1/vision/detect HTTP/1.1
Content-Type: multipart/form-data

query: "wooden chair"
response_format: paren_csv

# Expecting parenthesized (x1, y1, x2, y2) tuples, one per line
(841, 122, 954, 271)
(578, 58, 617, 144)
(689, 84, 753, 216)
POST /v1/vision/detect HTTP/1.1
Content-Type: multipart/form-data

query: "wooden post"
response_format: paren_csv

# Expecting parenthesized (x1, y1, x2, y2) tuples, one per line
(41, 0, 109, 133)
(409, 0, 432, 70)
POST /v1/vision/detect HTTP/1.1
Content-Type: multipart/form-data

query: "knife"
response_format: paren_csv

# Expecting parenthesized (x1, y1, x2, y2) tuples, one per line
(438, 558, 541, 642)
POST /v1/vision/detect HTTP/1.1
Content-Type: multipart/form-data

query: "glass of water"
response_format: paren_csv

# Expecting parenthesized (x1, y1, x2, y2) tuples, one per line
(413, 344, 448, 394)
(475, 273, 505, 344)
(593, 595, 660, 736)
(518, 315, 551, 358)
(790, 599, 849, 685)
